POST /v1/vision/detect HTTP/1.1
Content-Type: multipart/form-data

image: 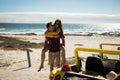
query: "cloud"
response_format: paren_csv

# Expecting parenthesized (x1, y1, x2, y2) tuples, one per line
(0, 12, 120, 23)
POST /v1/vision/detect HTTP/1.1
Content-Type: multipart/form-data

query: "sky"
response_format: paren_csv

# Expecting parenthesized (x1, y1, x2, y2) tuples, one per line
(0, 0, 120, 23)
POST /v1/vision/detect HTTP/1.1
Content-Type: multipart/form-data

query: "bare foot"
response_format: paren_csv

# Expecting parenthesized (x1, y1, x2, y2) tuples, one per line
(37, 65, 44, 72)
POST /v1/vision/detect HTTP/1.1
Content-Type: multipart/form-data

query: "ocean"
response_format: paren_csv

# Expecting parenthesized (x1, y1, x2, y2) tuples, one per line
(0, 23, 120, 35)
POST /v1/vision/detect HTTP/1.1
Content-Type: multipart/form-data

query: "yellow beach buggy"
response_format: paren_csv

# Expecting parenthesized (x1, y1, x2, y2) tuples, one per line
(50, 43, 120, 80)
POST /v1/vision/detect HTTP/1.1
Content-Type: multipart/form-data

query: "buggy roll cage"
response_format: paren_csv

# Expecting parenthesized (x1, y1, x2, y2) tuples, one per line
(74, 47, 120, 71)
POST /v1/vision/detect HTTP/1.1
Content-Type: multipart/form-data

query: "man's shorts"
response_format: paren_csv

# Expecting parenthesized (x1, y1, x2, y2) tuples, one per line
(49, 51, 60, 66)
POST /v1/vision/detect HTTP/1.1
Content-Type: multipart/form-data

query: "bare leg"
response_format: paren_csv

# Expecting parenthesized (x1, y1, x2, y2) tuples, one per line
(49, 64, 54, 80)
(50, 64, 54, 72)
(60, 46, 66, 66)
(38, 47, 49, 72)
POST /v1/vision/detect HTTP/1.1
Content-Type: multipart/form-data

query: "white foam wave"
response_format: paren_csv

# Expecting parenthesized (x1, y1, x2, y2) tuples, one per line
(0, 28, 5, 31)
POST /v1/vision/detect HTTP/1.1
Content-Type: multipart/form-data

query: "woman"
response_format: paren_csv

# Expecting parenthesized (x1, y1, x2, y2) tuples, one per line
(38, 19, 66, 72)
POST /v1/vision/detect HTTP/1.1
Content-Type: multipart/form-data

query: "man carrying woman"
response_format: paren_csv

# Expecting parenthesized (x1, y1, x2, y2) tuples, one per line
(38, 19, 66, 72)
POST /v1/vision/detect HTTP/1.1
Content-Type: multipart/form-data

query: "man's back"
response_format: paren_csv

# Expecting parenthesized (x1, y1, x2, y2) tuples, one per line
(47, 37, 60, 52)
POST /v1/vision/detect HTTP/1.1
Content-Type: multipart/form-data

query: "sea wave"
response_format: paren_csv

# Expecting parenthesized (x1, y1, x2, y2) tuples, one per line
(0, 28, 5, 31)
(0, 32, 120, 37)
(64, 32, 120, 37)
(0, 23, 120, 36)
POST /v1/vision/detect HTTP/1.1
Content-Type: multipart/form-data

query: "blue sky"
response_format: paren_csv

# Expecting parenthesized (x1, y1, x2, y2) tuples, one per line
(0, 0, 120, 14)
(0, 0, 120, 23)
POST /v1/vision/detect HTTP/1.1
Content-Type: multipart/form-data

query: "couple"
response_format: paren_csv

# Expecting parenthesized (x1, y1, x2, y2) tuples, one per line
(38, 19, 66, 72)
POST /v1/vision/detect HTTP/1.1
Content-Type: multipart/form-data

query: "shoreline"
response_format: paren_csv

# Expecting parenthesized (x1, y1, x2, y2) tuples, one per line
(0, 31, 120, 37)
(0, 34, 120, 80)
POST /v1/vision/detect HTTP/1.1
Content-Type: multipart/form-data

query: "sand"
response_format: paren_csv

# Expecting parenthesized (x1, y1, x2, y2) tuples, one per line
(0, 34, 120, 80)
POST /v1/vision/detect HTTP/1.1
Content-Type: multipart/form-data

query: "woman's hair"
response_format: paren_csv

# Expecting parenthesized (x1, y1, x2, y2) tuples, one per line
(54, 19, 64, 34)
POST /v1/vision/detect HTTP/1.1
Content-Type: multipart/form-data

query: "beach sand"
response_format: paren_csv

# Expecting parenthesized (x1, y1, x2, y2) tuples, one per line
(0, 35, 120, 80)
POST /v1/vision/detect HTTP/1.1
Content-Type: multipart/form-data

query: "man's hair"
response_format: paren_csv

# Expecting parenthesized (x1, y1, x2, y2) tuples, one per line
(46, 22, 52, 28)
